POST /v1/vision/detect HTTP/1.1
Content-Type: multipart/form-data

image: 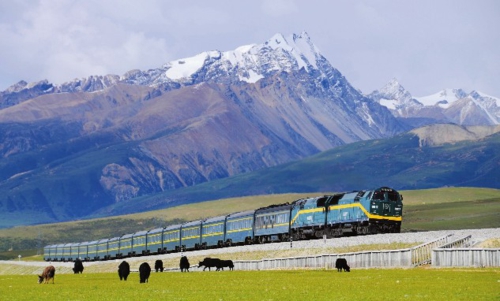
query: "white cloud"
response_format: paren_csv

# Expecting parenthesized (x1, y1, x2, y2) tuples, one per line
(261, 0, 298, 16)
(0, 0, 498, 97)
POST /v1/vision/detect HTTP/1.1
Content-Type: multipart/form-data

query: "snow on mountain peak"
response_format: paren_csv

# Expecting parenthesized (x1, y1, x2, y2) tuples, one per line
(415, 88, 467, 108)
(163, 31, 323, 83)
(165, 50, 221, 81)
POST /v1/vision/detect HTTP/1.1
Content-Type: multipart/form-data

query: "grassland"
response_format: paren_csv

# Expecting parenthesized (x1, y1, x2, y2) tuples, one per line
(0, 269, 498, 301)
(0, 187, 499, 260)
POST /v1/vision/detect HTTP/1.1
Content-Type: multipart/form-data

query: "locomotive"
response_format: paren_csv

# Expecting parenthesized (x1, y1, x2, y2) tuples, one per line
(43, 187, 403, 261)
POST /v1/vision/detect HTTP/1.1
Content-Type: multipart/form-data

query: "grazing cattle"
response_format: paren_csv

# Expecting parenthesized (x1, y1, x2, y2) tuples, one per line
(180, 256, 190, 272)
(154, 260, 164, 272)
(198, 257, 221, 271)
(72, 258, 84, 274)
(118, 261, 130, 281)
(335, 258, 350, 272)
(216, 260, 234, 271)
(139, 262, 151, 283)
(38, 265, 56, 284)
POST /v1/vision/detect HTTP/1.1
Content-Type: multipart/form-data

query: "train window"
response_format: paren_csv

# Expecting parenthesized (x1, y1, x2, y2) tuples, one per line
(387, 191, 400, 202)
(328, 194, 343, 205)
(317, 197, 327, 207)
(372, 191, 385, 201)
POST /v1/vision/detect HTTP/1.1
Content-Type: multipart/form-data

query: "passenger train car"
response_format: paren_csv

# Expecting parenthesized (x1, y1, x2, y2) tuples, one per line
(44, 187, 403, 261)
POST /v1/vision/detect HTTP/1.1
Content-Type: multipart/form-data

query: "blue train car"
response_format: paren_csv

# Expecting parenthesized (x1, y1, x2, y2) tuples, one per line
(43, 244, 57, 261)
(290, 196, 330, 240)
(201, 215, 226, 248)
(254, 203, 293, 243)
(107, 236, 120, 259)
(60, 243, 72, 261)
(52, 244, 62, 261)
(96, 238, 109, 260)
(69, 242, 81, 261)
(225, 210, 255, 245)
(181, 220, 202, 250)
(147, 227, 165, 254)
(87, 240, 99, 261)
(119, 234, 134, 257)
(163, 224, 181, 252)
(78, 241, 90, 261)
(132, 230, 148, 256)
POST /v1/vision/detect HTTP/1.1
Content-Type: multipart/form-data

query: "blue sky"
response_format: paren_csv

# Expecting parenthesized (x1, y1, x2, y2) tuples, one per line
(1, 0, 498, 97)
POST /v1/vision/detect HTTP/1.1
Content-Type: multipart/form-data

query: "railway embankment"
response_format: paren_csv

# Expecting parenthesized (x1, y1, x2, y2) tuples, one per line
(1, 228, 498, 275)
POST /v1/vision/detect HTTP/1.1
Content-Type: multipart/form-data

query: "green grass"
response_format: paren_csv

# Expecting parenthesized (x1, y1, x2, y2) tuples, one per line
(0, 269, 498, 301)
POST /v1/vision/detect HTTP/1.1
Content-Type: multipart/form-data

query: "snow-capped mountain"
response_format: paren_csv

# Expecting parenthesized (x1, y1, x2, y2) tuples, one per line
(368, 79, 500, 126)
(0, 32, 407, 226)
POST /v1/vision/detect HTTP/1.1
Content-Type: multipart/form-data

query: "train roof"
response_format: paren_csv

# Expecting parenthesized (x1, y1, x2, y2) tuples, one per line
(255, 202, 293, 214)
(148, 227, 165, 234)
(164, 224, 181, 231)
(203, 215, 226, 223)
(133, 230, 149, 236)
(226, 210, 255, 219)
(182, 220, 202, 227)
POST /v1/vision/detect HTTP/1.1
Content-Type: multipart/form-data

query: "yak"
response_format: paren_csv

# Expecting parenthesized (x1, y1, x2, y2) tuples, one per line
(118, 261, 130, 281)
(72, 258, 84, 274)
(180, 256, 190, 272)
(38, 265, 56, 284)
(154, 259, 164, 272)
(139, 262, 151, 283)
(198, 257, 221, 271)
(335, 258, 350, 272)
(216, 259, 234, 271)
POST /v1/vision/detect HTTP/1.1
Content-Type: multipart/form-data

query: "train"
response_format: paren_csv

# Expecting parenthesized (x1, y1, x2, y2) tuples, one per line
(43, 186, 403, 262)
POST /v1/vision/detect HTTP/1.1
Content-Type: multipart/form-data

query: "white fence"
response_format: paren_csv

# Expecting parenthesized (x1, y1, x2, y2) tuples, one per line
(432, 248, 500, 267)
(232, 234, 497, 271)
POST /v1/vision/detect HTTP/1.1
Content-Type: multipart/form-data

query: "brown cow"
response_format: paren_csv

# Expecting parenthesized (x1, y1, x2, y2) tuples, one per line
(38, 265, 56, 284)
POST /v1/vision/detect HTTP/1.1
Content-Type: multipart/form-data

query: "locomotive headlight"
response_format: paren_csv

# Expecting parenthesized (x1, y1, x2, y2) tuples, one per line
(371, 205, 378, 209)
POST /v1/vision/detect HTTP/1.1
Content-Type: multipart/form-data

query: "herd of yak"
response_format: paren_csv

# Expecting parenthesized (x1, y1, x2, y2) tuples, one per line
(38, 257, 350, 284)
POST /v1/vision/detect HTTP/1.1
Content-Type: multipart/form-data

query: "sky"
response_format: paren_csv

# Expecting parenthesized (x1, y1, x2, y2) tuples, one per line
(1, 0, 499, 97)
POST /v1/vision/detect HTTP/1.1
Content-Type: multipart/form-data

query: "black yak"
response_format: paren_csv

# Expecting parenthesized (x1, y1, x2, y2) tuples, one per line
(180, 256, 190, 272)
(216, 259, 234, 271)
(72, 258, 84, 274)
(139, 262, 151, 283)
(118, 261, 130, 281)
(198, 257, 221, 271)
(335, 258, 350, 272)
(154, 259, 164, 272)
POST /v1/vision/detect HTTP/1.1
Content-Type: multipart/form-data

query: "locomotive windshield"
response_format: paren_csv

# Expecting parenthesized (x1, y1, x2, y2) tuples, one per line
(372, 188, 401, 202)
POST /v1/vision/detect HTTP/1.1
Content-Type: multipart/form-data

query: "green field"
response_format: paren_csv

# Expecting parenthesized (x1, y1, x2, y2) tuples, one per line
(0, 187, 499, 260)
(0, 269, 498, 301)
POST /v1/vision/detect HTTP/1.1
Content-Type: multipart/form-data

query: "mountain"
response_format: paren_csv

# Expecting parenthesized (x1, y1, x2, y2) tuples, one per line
(368, 79, 500, 126)
(90, 123, 500, 218)
(0, 32, 407, 227)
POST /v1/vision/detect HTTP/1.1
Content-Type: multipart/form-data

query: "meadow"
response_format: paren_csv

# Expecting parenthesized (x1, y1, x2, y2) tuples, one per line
(0, 268, 498, 301)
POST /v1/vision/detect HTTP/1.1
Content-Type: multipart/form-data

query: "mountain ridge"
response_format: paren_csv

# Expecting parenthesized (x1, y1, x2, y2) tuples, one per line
(368, 79, 500, 126)
(0, 32, 497, 228)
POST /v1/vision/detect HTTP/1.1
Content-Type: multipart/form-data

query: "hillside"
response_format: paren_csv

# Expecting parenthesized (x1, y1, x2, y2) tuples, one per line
(88, 125, 500, 217)
(0, 124, 499, 228)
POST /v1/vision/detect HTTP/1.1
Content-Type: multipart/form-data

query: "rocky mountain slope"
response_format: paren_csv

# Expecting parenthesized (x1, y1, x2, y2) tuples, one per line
(0, 32, 407, 226)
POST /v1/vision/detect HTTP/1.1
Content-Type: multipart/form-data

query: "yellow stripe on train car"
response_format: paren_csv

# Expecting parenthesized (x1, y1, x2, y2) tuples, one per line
(290, 203, 402, 225)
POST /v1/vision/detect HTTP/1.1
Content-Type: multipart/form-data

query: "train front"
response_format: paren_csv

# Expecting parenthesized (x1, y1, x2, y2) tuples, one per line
(365, 187, 403, 233)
